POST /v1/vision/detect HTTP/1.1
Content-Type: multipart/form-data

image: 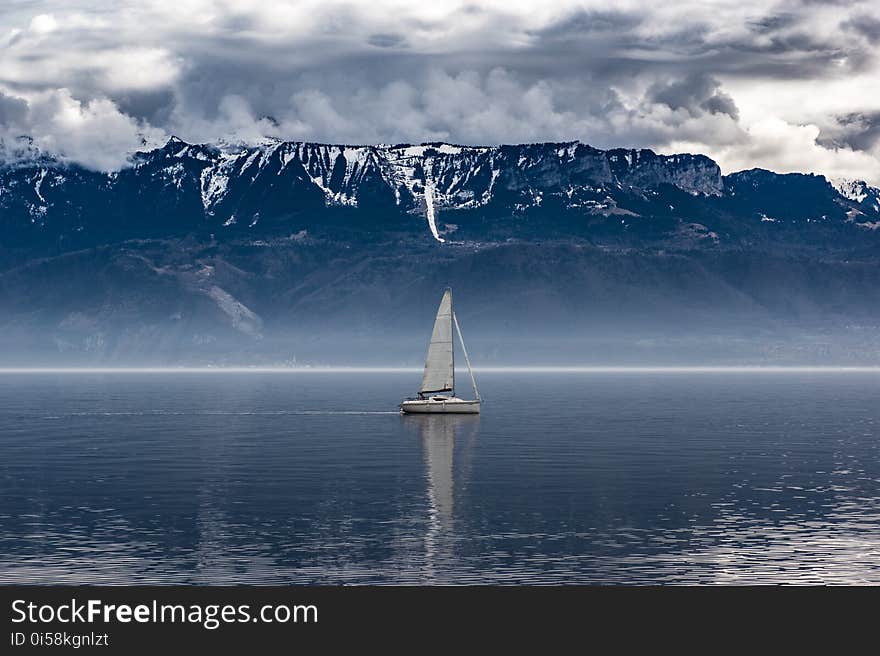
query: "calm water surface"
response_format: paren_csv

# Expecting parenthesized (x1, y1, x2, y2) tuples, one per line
(1, 371, 879, 584)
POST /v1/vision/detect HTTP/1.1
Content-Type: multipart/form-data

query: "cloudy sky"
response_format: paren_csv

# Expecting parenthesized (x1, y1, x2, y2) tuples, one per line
(1, 0, 879, 183)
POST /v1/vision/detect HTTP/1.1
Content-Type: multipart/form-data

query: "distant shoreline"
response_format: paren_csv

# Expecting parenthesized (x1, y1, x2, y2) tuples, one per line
(2, 366, 880, 374)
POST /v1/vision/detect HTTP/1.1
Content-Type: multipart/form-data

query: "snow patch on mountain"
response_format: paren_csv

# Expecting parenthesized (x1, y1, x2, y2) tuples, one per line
(831, 178, 871, 203)
(424, 181, 444, 243)
(33, 169, 47, 204)
(200, 165, 230, 211)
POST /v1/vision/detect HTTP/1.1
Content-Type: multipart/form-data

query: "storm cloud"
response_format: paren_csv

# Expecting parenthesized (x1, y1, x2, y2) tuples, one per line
(819, 111, 880, 151)
(646, 74, 740, 120)
(0, 1, 878, 183)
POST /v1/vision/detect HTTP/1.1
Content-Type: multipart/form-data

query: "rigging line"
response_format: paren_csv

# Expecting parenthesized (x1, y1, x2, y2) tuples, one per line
(453, 311, 480, 402)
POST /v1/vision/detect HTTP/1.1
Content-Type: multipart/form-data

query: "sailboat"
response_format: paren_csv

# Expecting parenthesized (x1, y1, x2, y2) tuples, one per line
(400, 288, 481, 414)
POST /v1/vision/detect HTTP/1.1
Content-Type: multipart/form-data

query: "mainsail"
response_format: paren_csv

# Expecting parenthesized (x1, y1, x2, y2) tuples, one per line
(420, 289, 455, 394)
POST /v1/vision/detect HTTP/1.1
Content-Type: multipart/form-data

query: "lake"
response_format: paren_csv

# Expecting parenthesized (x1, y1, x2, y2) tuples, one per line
(1, 370, 878, 584)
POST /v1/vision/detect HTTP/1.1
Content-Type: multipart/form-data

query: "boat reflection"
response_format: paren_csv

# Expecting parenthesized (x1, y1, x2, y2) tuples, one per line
(403, 414, 480, 579)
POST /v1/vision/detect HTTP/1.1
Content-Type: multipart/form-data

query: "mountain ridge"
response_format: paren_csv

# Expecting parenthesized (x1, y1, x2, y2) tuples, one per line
(2, 137, 879, 257)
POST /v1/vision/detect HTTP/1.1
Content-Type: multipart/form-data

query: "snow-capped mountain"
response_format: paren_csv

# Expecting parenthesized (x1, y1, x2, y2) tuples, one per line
(2, 137, 878, 254)
(0, 138, 728, 245)
(160, 138, 726, 217)
(831, 178, 880, 224)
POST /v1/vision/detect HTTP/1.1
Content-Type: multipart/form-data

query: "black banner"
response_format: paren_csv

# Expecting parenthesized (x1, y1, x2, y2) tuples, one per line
(0, 586, 873, 651)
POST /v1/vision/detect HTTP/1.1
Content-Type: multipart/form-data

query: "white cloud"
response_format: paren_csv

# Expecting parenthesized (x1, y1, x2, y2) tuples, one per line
(97, 48, 183, 92)
(0, 0, 878, 182)
(0, 88, 165, 170)
(710, 118, 880, 182)
(168, 93, 282, 145)
(29, 13, 58, 34)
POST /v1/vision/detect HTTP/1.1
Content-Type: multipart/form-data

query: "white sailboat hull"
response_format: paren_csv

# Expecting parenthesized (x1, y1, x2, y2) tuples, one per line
(400, 397, 481, 414)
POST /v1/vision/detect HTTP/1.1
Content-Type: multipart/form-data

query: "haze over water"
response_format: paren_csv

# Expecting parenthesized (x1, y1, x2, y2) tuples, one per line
(1, 370, 878, 584)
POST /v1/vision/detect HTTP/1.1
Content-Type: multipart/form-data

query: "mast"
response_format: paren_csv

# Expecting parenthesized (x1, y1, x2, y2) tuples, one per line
(450, 288, 455, 397)
(453, 311, 480, 402)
